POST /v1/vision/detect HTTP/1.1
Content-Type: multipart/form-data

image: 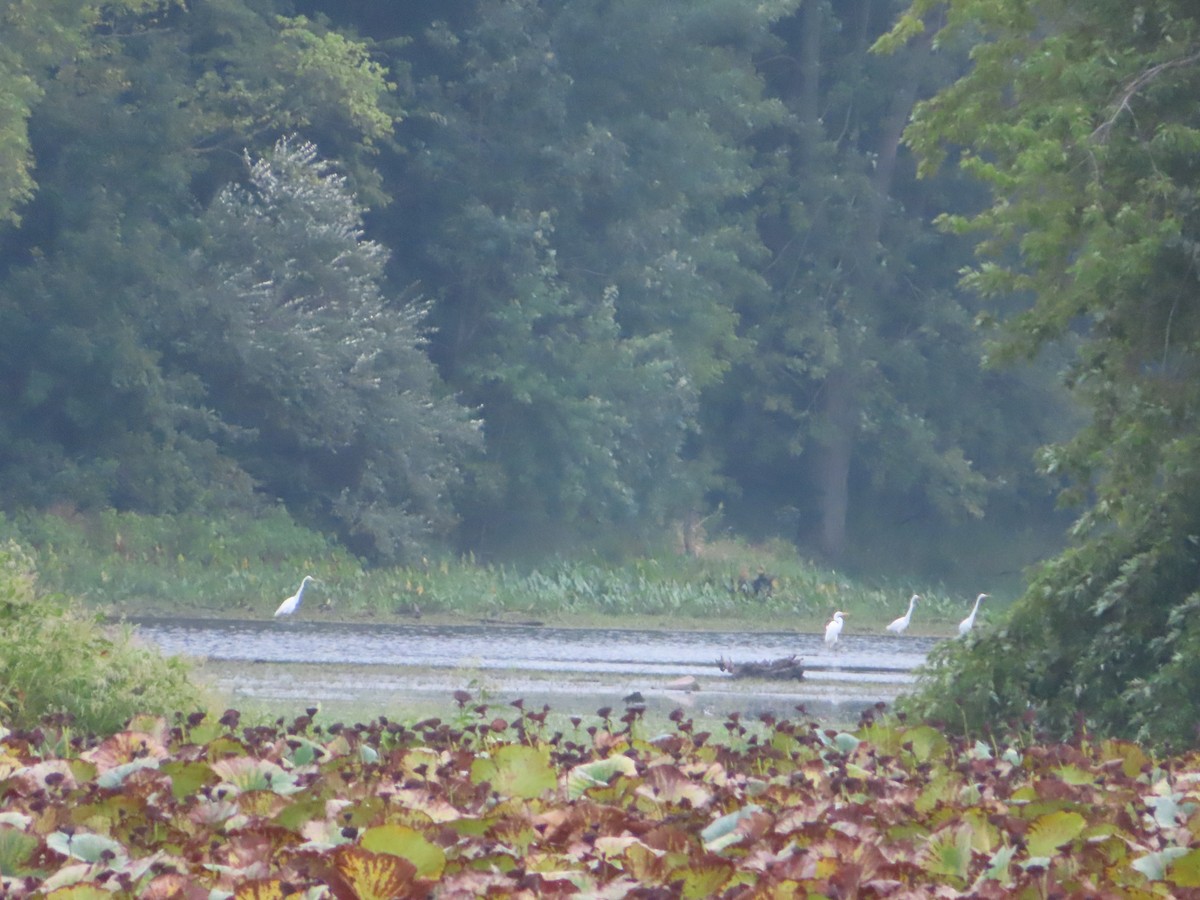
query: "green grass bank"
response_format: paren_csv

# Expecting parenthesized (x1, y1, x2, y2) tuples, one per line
(0, 508, 1005, 635)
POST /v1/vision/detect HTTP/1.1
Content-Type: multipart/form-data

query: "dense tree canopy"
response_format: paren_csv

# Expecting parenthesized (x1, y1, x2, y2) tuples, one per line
(0, 0, 1071, 576)
(708, 0, 1063, 567)
(889, 0, 1200, 746)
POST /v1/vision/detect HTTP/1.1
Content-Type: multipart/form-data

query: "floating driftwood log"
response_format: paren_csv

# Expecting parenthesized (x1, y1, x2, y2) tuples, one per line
(717, 655, 805, 680)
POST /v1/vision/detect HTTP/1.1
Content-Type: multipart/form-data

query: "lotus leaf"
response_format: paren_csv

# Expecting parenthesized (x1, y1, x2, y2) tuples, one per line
(360, 824, 446, 878)
(470, 744, 556, 800)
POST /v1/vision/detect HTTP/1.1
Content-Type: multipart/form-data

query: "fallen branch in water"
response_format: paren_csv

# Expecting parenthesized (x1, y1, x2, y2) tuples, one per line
(717, 655, 805, 680)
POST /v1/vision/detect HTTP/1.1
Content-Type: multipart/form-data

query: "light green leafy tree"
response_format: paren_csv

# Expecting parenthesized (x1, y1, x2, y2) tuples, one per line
(889, 0, 1200, 746)
(174, 138, 480, 561)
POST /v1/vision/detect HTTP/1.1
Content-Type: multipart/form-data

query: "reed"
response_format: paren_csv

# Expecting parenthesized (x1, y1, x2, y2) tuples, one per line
(0, 510, 983, 631)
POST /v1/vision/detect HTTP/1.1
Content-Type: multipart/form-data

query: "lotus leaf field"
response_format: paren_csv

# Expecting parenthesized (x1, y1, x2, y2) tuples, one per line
(2, 702, 1200, 897)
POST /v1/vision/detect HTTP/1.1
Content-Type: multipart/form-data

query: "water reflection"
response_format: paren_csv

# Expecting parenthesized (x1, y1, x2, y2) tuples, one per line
(131, 618, 937, 724)
(131, 617, 934, 677)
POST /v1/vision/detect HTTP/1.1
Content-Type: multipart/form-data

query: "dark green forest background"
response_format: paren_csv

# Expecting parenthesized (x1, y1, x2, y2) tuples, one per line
(0, 0, 1071, 585)
(4, 0, 1200, 744)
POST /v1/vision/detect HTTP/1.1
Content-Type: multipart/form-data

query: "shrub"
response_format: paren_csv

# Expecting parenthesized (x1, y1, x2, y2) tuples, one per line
(0, 541, 203, 735)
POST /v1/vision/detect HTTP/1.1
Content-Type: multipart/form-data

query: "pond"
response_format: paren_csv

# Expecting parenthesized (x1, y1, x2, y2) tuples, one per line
(130, 618, 941, 726)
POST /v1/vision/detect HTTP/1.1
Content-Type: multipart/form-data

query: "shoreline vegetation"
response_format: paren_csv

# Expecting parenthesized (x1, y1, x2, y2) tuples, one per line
(2, 508, 995, 636)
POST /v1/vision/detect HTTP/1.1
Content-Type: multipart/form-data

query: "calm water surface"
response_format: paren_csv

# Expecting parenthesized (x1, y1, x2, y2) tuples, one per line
(131, 618, 940, 724)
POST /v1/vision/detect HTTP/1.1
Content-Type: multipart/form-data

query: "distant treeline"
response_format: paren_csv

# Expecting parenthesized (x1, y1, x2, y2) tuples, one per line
(0, 1, 1069, 575)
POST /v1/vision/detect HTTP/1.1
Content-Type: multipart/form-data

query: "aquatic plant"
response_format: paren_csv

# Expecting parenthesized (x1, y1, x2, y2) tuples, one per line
(0, 702, 1197, 895)
(0, 510, 986, 629)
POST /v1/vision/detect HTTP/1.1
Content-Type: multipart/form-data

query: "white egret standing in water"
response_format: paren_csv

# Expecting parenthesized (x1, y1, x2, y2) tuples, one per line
(886, 594, 920, 634)
(275, 576, 317, 618)
(824, 611, 847, 648)
(958, 593, 988, 636)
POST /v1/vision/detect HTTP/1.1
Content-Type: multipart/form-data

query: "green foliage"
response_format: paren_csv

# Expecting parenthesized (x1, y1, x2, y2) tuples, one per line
(703, 0, 1071, 565)
(175, 137, 480, 561)
(0, 541, 202, 735)
(0, 0, 1083, 583)
(0, 0, 404, 522)
(0, 508, 361, 614)
(890, 0, 1200, 746)
(462, 236, 699, 553)
(0, 0, 166, 223)
(399, 0, 792, 553)
(0, 510, 992, 632)
(277, 15, 399, 144)
(902, 465, 1200, 748)
(1, 704, 1198, 893)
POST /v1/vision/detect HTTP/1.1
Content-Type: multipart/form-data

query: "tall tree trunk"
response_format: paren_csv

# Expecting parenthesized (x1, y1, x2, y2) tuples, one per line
(806, 5, 932, 562)
(796, 0, 821, 140)
(816, 368, 855, 558)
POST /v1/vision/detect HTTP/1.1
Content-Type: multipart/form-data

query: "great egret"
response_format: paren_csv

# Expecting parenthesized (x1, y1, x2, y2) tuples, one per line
(275, 576, 317, 618)
(824, 611, 847, 648)
(886, 594, 920, 634)
(958, 593, 988, 636)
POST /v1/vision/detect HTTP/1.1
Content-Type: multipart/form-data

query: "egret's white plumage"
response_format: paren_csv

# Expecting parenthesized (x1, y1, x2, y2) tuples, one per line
(824, 611, 847, 648)
(886, 594, 920, 634)
(275, 575, 316, 618)
(958, 593, 988, 636)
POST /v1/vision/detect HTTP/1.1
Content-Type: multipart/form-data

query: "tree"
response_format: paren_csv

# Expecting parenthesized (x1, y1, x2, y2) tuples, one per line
(889, 0, 1200, 746)
(387, 0, 792, 555)
(173, 138, 480, 560)
(704, 0, 1066, 573)
(0, 0, 402, 520)
(0, 0, 170, 225)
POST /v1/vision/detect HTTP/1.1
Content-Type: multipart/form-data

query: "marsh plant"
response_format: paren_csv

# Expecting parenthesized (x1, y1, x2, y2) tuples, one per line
(0, 541, 203, 734)
(0, 510, 982, 630)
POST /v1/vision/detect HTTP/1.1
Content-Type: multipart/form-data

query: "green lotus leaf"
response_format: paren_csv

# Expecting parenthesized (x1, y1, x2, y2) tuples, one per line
(1101, 739, 1150, 778)
(0, 825, 39, 877)
(470, 744, 556, 800)
(566, 755, 638, 800)
(822, 731, 860, 755)
(1148, 792, 1196, 829)
(1165, 847, 1200, 888)
(982, 844, 1017, 886)
(1052, 764, 1095, 786)
(286, 737, 325, 767)
(1132, 847, 1189, 882)
(904, 726, 950, 763)
(360, 824, 446, 879)
(161, 759, 218, 802)
(700, 805, 763, 853)
(680, 856, 735, 899)
(919, 824, 972, 883)
(210, 757, 300, 795)
(46, 830, 127, 865)
(33, 873, 112, 897)
(1026, 810, 1086, 858)
(96, 757, 160, 789)
(274, 796, 328, 834)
